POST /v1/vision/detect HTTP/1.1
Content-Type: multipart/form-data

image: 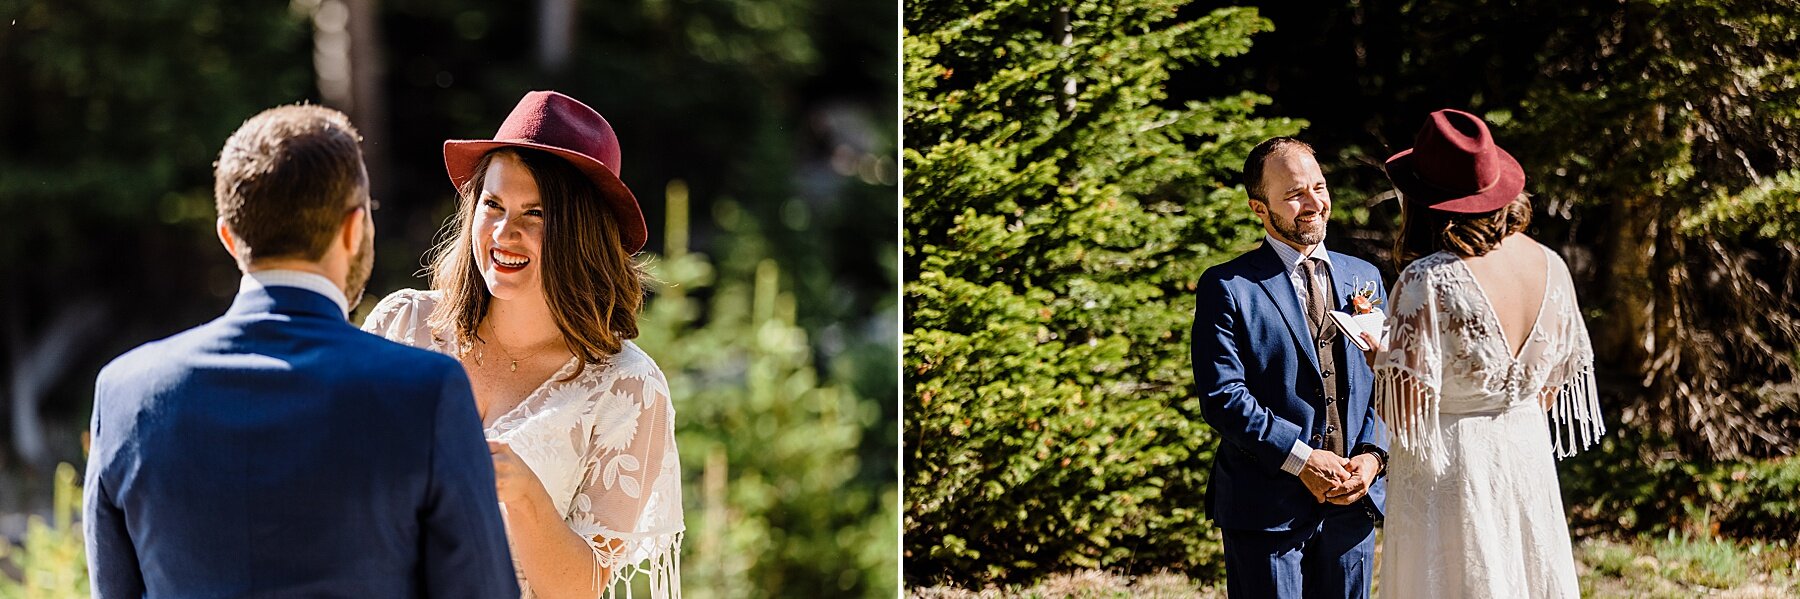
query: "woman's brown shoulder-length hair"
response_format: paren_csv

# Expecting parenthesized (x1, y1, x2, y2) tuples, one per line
(425, 148, 647, 379)
(1395, 193, 1534, 266)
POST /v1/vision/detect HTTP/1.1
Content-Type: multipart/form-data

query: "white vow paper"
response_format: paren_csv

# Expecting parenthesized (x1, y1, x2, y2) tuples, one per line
(1329, 308, 1388, 352)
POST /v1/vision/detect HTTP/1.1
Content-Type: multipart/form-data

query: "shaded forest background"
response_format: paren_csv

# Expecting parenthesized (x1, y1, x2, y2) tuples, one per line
(906, 0, 1800, 587)
(0, 0, 898, 596)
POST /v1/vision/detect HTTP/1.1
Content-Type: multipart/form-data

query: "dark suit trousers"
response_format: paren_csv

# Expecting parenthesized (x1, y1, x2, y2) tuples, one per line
(1221, 505, 1376, 599)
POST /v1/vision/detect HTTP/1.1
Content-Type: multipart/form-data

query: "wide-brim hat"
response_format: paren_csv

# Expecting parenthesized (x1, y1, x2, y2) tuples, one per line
(444, 90, 647, 253)
(1384, 109, 1526, 214)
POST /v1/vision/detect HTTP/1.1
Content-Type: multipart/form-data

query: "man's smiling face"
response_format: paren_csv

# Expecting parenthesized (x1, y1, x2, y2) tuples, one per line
(1252, 149, 1331, 250)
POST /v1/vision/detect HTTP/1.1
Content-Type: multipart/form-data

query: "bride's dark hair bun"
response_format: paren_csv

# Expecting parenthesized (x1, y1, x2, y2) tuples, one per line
(1439, 195, 1532, 257)
(1397, 194, 1533, 264)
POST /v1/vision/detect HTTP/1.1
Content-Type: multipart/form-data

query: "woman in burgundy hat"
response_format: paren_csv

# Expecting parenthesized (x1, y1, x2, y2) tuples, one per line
(1366, 109, 1601, 598)
(364, 90, 682, 598)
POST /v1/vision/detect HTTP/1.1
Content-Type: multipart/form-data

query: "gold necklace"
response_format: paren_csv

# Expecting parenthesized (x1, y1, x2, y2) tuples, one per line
(475, 328, 559, 372)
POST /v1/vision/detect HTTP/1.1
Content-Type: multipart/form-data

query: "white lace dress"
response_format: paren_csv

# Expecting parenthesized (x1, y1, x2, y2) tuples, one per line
(1372, 248, 1603, 599)
(362, 289, 684, 599)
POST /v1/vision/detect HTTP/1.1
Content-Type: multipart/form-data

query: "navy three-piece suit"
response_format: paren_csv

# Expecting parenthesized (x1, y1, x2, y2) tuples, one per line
(84, 278, 517, 598)
(1192, 242, 1390, 598)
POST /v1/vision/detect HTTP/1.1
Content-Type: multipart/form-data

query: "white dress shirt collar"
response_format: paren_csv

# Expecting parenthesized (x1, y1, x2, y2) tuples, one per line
(1266, 233, 1332, 272)
(242, 270, 350, 318)
(1266, 233, 1336, 314)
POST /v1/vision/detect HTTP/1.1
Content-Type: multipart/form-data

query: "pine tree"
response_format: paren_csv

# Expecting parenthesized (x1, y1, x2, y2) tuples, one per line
(904, 0, 1298, 583)
(638, 183, 896, 598)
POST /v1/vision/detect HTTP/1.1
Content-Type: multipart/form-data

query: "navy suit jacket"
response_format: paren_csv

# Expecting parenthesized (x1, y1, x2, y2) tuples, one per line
(1191, 242, 1389, 532)
(84, 284, 518, 598)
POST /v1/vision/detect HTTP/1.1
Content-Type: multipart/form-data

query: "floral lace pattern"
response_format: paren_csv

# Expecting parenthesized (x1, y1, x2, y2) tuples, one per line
(1371, 247, 1600, 598)
(363, 289, 683, 599)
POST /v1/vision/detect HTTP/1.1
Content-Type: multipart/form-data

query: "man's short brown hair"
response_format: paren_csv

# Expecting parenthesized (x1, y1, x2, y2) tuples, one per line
(213, 104, 366, 264)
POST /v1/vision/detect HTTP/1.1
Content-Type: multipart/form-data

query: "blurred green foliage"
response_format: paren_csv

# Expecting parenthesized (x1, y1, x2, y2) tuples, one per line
(1680, 169, 1800, 241)
(1561, 431, 1800, 544)
(0, 464, 86, 599)
(637, 187, 897, 597)
(904, 0, 1298, 584)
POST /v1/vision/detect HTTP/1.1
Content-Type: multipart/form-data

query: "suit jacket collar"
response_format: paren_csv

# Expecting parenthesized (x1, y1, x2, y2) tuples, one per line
(1250, 242, 1322, 373)
(242, 270, 350, 317)
(225, 282, 353, 323)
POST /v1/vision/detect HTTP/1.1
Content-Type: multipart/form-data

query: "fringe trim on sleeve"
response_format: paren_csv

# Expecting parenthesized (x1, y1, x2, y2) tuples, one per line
(584, 530, 683, 599)
(1547, 365, 1605, 459)
(1374, 367, 1447, 472)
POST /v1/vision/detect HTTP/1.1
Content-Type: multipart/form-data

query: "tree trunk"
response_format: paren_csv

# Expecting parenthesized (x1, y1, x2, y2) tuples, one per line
(312, 0, 391, 201)
(537, 0, 578, 74)
(1595, 193, 1657, 393)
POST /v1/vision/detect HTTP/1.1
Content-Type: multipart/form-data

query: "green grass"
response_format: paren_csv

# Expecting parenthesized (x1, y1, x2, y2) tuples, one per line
(1656, 534, 1751, 588)
(1579, 535, 1800, 599)
(909, 571, 1221, 599)
(910, 535, 1800, 599)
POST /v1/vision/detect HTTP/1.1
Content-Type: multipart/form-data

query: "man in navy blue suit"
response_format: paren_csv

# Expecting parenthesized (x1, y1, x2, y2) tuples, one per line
(1191, 137, 1390, 598)
(84, 104, 517, 598)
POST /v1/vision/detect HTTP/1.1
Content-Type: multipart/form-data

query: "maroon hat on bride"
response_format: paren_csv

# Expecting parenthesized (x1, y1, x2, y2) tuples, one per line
(444, 90, 648, 253)
(1384, 109, 1526, 214)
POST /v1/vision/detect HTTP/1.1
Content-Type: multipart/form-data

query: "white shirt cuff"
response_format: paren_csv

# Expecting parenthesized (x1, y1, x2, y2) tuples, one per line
(1281, 439, 1312, 476)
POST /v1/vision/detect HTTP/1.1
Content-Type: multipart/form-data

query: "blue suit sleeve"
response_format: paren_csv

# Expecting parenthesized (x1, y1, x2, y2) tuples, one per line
(1192, 274, 1305, 473)
(84, 381, 145, 598)
(421, 363, 519, 598)
(1353, 270, 1393, 455)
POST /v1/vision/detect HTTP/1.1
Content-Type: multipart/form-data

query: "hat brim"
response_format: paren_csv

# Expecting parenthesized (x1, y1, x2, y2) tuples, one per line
(443, 139, 648, 253)
(1383, 146, 1526, 214)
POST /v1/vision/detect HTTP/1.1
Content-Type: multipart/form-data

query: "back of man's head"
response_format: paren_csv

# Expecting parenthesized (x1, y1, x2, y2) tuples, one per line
(214, 104, 365, 265)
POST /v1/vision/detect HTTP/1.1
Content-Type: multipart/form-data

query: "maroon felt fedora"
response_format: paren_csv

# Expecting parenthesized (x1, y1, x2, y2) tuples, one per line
(444, 90, 647, 253)
(1384, 109, 1526, 214)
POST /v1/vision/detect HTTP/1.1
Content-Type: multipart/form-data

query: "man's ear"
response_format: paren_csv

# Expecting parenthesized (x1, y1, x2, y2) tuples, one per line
(218, 217, 241, 261)
(1248, 197, 1268, 221)
(339, 206, 366, 254)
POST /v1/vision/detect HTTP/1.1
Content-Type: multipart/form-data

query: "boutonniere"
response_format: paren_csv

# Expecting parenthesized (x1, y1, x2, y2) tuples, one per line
(1348, 280, 1383, 315)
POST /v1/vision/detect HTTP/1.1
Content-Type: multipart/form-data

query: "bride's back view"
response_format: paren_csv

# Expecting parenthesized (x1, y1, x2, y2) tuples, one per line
(1374, 109, 1603, 598)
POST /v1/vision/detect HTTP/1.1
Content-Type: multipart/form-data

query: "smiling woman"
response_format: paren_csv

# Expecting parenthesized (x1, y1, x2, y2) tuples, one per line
(360, 90, 683, 599)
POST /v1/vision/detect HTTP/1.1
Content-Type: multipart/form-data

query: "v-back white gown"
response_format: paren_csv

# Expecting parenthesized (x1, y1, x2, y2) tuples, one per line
(1373, 246, 1603, 598)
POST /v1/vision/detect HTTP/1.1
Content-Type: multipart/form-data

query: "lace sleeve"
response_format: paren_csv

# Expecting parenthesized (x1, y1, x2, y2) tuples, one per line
(1541, 257, 1604, 458)
(359, 288, 435, 347)
(565, 352, 684, 597)
(1373, 262, 1447, 467)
